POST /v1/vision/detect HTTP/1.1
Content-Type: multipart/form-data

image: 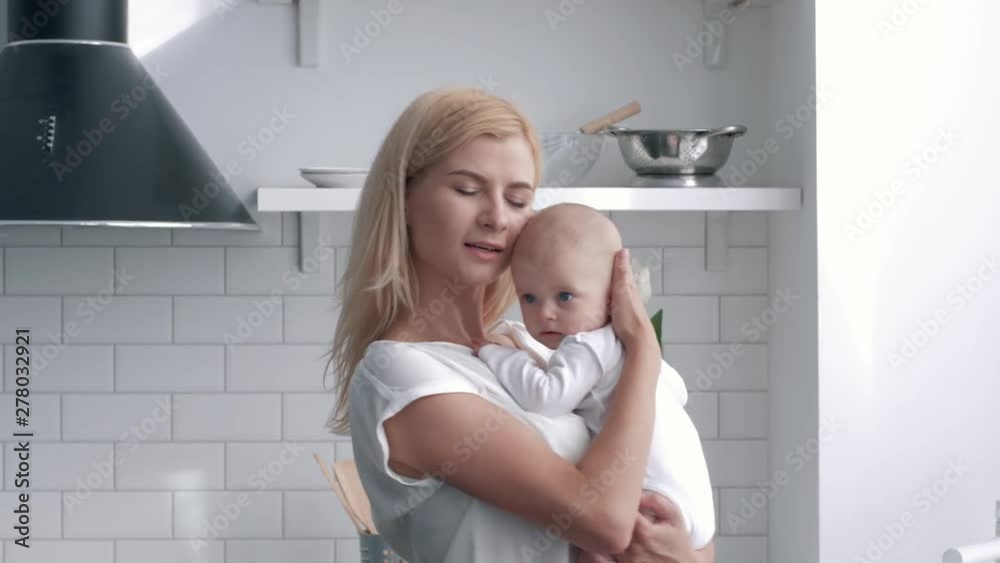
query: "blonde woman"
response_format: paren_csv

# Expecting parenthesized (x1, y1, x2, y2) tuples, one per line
(325, 87, 716, 563)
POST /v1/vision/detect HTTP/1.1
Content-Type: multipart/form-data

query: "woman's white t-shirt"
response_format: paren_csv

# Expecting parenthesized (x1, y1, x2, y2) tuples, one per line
(348, 337, 593, 563)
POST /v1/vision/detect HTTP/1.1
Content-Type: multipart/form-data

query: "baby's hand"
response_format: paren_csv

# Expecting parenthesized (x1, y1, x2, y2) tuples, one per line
(471, 333, 517, 357)
(577, 549, 619, 563)
(489, 334, 518, 348)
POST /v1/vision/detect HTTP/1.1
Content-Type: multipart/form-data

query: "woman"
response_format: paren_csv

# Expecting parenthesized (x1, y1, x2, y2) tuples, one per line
(325, 86, 716, 563)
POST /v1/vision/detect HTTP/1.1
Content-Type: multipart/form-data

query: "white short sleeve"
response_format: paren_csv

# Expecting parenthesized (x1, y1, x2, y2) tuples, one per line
(349, 342, 482, 493)
(344, 339, 592, 562)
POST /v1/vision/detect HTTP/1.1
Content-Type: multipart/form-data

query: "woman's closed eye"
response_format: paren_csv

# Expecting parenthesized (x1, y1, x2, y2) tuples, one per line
(453, 187, 529, 209)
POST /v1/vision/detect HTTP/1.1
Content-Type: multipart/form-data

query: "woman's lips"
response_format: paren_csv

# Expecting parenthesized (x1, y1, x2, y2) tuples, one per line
(464, 243, 503, 261)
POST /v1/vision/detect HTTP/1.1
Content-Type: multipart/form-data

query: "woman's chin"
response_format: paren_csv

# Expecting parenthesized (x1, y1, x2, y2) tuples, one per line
(457, 263, 507, 285)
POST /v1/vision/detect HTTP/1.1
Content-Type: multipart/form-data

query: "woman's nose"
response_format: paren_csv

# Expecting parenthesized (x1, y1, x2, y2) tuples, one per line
(479, 193, 510, 230)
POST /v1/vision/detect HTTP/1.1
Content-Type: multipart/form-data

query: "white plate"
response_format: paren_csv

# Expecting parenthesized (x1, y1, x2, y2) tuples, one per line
(300, 167, 368, 174)
(300, 168, 368, 188)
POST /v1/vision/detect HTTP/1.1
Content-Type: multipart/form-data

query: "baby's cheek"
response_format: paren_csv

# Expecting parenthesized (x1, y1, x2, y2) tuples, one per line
(569, 308, 606, 334)
(512, 212, 533, 235)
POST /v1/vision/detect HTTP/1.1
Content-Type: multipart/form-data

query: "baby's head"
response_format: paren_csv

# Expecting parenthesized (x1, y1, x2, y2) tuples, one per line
(510, 203, 622, 349)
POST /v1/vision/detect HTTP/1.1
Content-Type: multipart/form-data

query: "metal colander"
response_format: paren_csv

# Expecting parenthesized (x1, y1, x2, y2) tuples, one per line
(608, 124, 747, 175)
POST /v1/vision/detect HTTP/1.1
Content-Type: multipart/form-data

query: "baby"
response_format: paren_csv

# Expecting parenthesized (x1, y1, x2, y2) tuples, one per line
(476, 203, 715, 561)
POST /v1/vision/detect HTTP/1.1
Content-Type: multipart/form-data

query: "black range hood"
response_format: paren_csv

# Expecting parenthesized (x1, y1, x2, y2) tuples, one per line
(0, 0, 258, 230)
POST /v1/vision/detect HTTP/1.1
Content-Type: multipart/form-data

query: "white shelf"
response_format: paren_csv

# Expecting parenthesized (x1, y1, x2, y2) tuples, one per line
(257, 187, 802, 212)
(258, 186, 801, 273)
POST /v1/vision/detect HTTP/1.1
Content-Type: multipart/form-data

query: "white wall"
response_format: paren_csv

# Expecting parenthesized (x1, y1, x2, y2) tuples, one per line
(133, 0, 781, 187)
(0, 1, 784, 561)
(817, 1, 1000, 562)
(765, 1, 819, 563)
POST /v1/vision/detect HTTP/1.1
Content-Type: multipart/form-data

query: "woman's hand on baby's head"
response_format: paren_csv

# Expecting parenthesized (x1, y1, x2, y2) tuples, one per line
(609, 248, 657, 351)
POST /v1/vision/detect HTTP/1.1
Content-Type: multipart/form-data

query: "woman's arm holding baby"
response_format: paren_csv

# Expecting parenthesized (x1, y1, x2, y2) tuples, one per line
(385, 250, 661, 554)
(614, 492, 716, 563)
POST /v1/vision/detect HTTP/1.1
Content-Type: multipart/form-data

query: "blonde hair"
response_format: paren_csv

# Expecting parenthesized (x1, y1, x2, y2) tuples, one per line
(323, 86, 542, 435)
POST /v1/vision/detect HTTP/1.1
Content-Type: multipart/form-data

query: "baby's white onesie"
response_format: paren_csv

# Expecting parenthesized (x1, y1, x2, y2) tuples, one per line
(479, 320, 716, 549)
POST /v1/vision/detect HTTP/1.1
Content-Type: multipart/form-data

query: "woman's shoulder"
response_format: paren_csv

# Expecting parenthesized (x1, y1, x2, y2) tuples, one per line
(354, 338, 481, 398)
(357, 338, 432, 379)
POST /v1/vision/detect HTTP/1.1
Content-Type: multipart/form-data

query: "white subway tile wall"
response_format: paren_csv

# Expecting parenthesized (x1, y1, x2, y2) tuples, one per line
(62, 226, 172, 247)
(0, 211, 771, 561)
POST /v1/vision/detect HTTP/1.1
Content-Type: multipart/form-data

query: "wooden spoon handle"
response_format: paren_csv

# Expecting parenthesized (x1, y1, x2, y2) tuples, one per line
(333, 459, 379, 534)
(579, 101, 641, 134)
(314, 453, 370, 534)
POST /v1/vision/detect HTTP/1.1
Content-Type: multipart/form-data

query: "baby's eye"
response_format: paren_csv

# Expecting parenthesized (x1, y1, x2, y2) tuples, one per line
(558, 292, 574, 302)
(523, 294, 536, 304)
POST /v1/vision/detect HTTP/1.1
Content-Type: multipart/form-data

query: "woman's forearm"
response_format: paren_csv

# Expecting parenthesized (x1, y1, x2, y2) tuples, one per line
(577, 334, 662, 546)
